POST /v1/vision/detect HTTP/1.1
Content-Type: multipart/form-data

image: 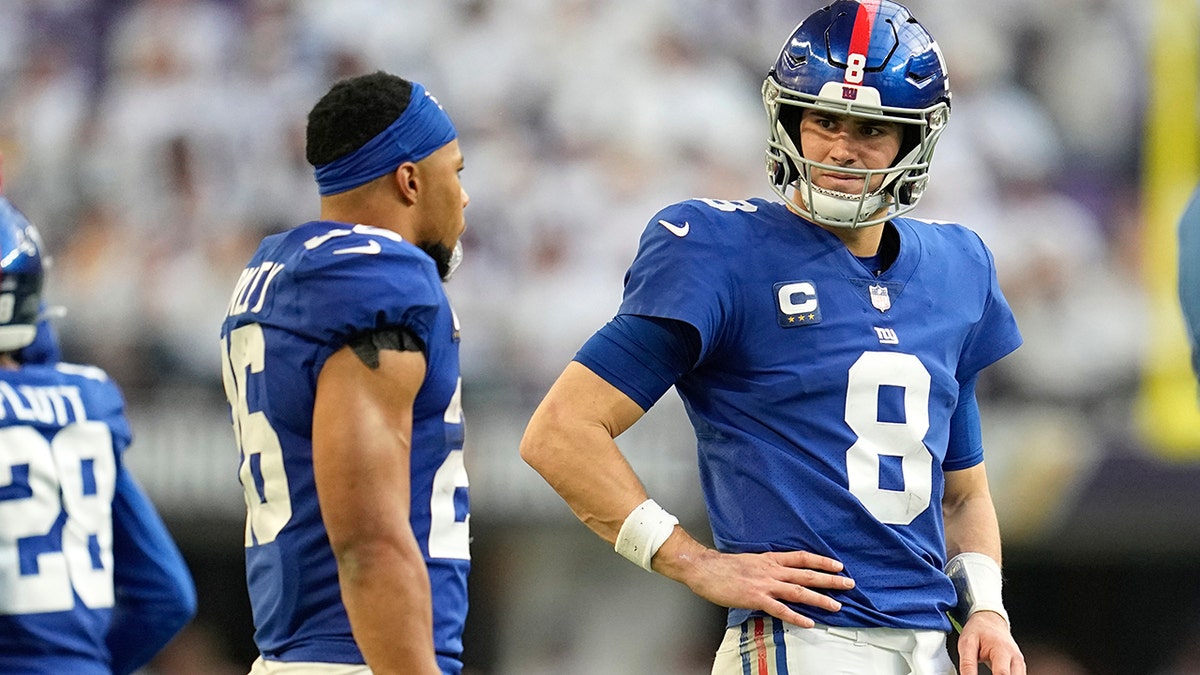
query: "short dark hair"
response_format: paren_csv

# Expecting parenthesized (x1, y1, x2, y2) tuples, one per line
(305, 71, 414, 167)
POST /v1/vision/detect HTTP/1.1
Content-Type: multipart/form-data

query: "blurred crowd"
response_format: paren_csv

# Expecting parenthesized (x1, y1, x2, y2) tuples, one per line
(0, 0, 1149, 412)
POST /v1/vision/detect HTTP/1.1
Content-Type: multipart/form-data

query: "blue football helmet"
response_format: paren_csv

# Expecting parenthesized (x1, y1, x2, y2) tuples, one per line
(763, 0, 951, 228)
(0, 197, 44, 352)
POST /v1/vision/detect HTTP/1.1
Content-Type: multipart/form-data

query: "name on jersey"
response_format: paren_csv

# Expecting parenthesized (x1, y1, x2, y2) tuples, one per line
(226, 261, 285, 319)
(774, 280, 823, 327)
(0, 382, 88, 425)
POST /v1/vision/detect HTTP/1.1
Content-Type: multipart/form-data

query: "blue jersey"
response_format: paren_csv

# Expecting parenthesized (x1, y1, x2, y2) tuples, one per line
(0, 362, 195, 675)
(219, 222, 469, 673)
(1179, 185, 1200, 378)
(618, 198, 1021, 631)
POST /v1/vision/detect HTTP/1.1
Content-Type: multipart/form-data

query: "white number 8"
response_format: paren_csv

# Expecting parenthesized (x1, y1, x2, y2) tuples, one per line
(846, 53, 867, 85)
(844, 351, 932, 525)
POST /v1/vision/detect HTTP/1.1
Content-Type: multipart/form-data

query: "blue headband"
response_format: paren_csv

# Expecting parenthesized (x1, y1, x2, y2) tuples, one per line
(313, 82, 458, 196)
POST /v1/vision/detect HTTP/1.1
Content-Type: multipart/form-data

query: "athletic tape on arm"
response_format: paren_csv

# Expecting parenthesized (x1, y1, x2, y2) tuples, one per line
(945, 552, 1010, 628)
(614, 499, 678, 572)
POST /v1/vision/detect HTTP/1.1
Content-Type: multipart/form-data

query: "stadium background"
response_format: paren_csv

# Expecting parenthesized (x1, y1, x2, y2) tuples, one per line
(0, 0, 1197, 673)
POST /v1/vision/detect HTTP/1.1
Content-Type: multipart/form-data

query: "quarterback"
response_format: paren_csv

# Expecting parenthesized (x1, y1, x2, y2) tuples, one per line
(521, 1, 1026, 673)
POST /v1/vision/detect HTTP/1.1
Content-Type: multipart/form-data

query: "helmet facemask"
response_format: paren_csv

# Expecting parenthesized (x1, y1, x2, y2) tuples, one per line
(764, 77, 949, 229)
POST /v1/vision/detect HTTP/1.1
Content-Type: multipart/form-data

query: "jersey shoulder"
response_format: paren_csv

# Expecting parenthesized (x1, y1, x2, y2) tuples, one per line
(652, 197, 783, 233)
(16, 360, 123, 401)
(621, 198, 788, 330)
(228, 222, 445, 344)
(895, 216, 991, 256)
(640, 197, 787, 258)
(53, 361, 114, 384)
(281, 221, 440, 295)
(0, 362, 130, 443)
(893, 216, 1000, 277)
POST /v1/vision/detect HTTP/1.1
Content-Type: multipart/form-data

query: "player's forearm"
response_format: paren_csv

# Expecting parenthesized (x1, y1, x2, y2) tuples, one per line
(336, 540, 441, 675)
(942, 491, 1002, 563)
(647, 527, 713, 584)
(942, 464, 1003, 562)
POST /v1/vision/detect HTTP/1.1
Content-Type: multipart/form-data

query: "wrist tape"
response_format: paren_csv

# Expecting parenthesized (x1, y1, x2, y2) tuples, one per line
(945, 552, 1010, 628)
(614, 499, 678, 572)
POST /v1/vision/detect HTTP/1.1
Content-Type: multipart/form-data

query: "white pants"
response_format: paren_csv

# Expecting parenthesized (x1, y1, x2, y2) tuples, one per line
(249, 656, 372, 674)
(711, 617, 956, 675)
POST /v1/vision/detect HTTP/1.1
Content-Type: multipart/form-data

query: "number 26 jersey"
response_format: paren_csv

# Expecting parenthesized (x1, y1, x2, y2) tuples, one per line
(220, 221, 469, 672)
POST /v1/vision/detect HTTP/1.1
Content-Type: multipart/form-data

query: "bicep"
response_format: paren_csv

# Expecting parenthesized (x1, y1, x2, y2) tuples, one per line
(943, 463, 994, 516)
(940, 458, 988, 502)
(313, 343, 427, 551)
(531, 361, 647, 442)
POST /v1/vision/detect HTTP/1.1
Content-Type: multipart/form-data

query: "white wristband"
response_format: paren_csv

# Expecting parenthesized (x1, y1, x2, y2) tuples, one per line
(614, 499, 678, 572)
(945, 552, 1010, 628)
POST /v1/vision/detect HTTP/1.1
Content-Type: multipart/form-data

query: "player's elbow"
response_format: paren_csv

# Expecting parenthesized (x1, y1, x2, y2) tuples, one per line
(175, 576, 199, 625)
(156, 589, 198, 652)
(333, 535, 427, 590)
(518, 404, 563, 473)
(518, 424, 547, 471)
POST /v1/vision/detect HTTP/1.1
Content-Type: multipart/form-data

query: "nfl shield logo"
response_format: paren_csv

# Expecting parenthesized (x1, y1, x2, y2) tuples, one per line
(869, 284, 891, 312)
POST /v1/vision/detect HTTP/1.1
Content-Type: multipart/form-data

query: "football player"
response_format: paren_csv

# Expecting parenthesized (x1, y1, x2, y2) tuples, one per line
(1180, 185, 1200, 381)
(520, 2, 1025, 673)
(0, 196, 196, 674)
(220, 71, 471, 674)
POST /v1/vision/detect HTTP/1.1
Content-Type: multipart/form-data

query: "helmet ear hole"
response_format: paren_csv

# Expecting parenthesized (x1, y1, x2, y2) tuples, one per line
(777, 106, 804, 159)
(770, 156, 798, 187)
(777, 105, 805, 183)
(897, 125, 921, 168)
(885, 125, 924, 203)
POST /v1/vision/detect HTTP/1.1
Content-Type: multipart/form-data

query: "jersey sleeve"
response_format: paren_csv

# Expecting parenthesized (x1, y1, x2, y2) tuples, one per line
(957, 232, 1023, 380)
(106, 467, 197, 675)
(617, 202, 735, 362)
(943, 375, 984, 471)
(574, 315, 700, 411)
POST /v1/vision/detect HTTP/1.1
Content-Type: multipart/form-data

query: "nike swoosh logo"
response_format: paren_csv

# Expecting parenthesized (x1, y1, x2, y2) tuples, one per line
(658, 219, 690, 237)
(333, 240, 382, 255)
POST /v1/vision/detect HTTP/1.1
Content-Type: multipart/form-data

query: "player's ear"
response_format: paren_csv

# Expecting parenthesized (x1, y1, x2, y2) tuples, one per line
(394, 162, 419, 205)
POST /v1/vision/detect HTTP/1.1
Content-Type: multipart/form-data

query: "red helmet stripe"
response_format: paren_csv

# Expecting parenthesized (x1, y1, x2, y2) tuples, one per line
(846, 0, 881, 81)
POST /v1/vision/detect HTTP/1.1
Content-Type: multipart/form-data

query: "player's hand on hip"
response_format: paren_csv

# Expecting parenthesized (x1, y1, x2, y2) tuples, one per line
(957, 611, 1025, 675)
(669, 545, 855, 628)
